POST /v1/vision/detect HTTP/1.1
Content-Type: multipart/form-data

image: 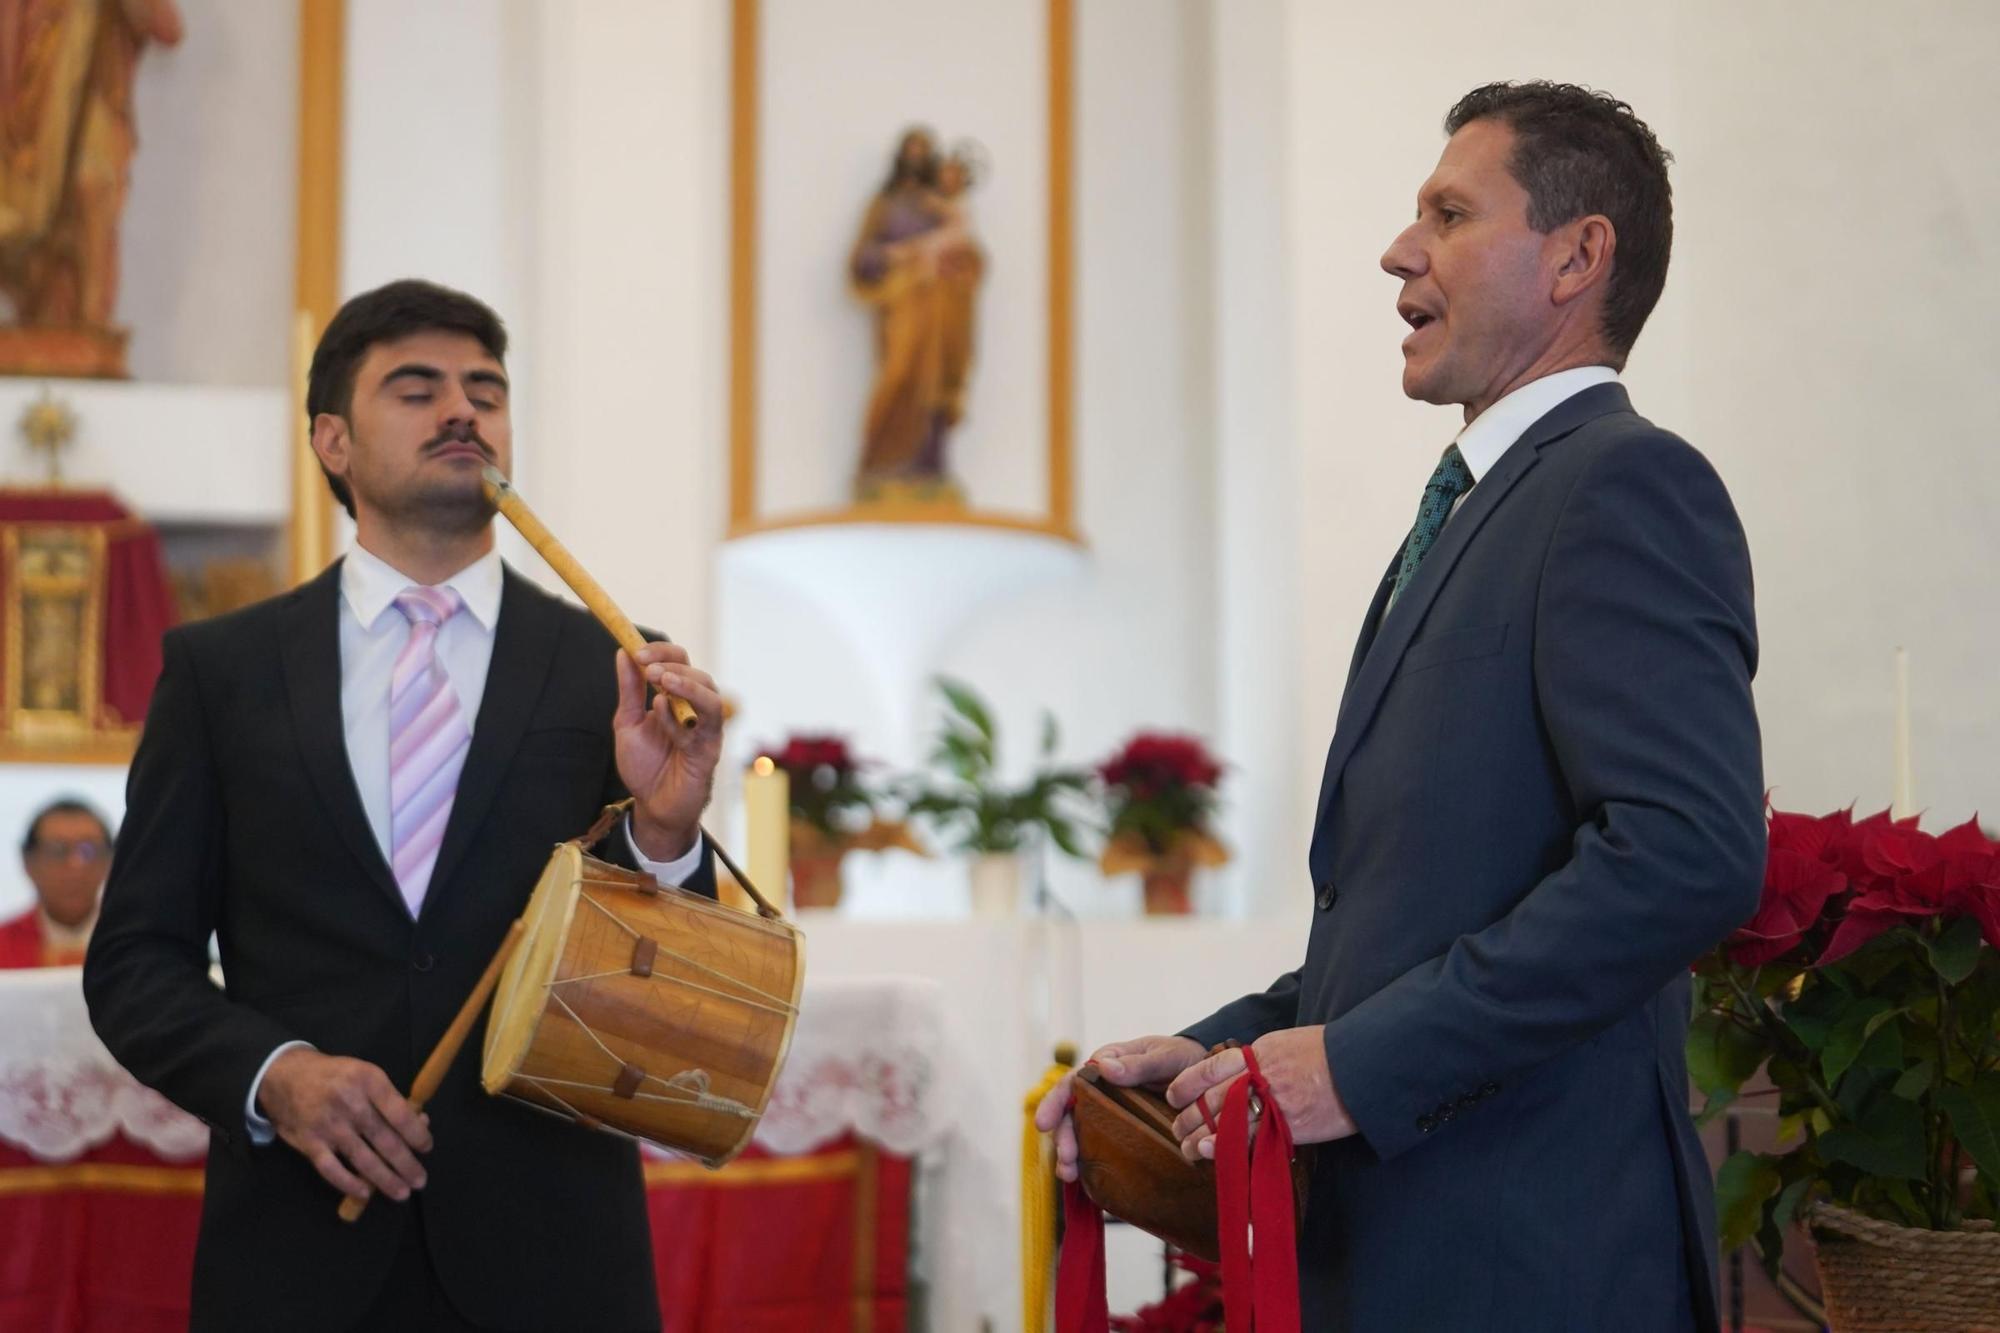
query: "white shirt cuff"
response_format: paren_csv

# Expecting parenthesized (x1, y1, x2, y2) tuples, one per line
(246, 1039, 315, 1144)
(626, 816, 705, 888)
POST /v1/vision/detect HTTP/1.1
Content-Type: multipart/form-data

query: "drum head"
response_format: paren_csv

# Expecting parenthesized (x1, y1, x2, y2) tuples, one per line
(481, 842, 581, 1093)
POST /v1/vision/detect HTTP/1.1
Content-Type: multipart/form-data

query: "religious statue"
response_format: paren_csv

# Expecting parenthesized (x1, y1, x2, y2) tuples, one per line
(0, 0, 184, 379)
(849, 127, 986, 505)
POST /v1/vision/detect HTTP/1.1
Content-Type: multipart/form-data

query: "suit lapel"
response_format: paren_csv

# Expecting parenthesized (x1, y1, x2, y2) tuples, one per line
(419, 568, 563, 918)
(1310, 383, 1634, 847)
(279, 561, 406, 916)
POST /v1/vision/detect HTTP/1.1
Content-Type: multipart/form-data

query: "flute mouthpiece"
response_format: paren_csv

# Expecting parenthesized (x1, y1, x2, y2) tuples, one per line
(480, 465, 511, 497)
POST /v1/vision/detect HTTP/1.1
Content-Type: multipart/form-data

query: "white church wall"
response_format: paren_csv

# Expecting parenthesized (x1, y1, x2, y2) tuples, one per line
(1280, 0, 1999, 835)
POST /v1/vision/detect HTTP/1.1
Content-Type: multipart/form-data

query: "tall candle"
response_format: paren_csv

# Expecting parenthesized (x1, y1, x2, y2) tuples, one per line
(1892, 647, 1914, 818)
(744, 755, 791, 911)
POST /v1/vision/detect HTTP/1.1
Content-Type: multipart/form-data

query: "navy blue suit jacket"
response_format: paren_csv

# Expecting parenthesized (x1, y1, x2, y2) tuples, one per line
(1183, 384, 1764, 1332)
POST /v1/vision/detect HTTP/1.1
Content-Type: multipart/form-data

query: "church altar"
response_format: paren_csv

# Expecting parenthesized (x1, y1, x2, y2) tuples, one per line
(0, 968, 957, 1330)
(0, 916, 1306, 1329)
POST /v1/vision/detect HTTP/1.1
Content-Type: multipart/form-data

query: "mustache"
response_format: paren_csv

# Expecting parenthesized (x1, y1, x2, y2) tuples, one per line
(423, 424, 494, 459)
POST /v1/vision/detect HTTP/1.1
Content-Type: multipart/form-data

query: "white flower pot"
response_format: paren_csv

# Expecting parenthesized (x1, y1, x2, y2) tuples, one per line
(968, 852, 1022, 918)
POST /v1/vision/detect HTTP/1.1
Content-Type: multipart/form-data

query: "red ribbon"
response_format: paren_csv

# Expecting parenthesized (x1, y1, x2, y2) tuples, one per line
(1055, 1175, 1110, 1333)
(1214, 1046, 1301, 1332)
(1053, 1053, 1302, 1333)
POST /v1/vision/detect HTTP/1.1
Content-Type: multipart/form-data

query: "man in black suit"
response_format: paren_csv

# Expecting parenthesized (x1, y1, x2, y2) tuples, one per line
(85, 279, 725, 1332)
(1039, 83, 1764, 1330)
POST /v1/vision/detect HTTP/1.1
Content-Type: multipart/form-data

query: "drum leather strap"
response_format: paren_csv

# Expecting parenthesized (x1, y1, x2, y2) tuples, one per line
(1053, 1049, 1302, 1333)
(575, 800, 786, 921)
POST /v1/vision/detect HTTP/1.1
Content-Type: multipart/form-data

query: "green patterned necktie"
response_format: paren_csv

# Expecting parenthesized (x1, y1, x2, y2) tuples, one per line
(1387, 443, 1473, 610)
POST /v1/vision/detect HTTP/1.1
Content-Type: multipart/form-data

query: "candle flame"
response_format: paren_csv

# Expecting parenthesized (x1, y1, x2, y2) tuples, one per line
(751, 756, 776, 777)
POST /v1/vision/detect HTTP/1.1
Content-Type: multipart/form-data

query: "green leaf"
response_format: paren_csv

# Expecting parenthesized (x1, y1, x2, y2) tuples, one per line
(1820, 1095, 1927, 1181)
(1688, 1012, 1767, 1099)
(1771, 1176, 1812, 1231)
(1046, 819, 1087, 860)
(1854, 1016, 1905, 1075)
(1823, 998, 1896, 1087)
(935, 677, 996, 743)
(1714, 1152, 1782, 1253)
(1939, 1075, 2000, 1185)
(1693, 1089, 1735, 1130)
(1040, 710, 1059, 758)
(1926, 915, 1985, 985)
(1892, 1060, 1936, 1100)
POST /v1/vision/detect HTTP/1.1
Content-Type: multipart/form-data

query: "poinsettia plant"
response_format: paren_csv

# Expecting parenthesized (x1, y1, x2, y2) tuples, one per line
(760, 733, 878, 837)
(1095, 733, 1230, 884)
(1692, 803, 2000, 1278)
(1111, 1253, 1222, 1333)
(1098, 734, 1224, 851)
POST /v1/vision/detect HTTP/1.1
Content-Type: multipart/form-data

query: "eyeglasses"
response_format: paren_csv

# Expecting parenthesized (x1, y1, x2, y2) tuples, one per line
(27, 839, 109, 864)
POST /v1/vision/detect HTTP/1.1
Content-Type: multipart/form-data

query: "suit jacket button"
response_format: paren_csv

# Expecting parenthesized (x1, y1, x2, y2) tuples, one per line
(1315, 880, 1338, 911)
(412, 952, 435, 973)
(1416, 1113, 1436, 1134)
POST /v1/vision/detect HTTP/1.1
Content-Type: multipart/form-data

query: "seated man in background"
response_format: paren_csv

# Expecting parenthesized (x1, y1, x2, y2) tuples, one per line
(0, 798, 115, 967)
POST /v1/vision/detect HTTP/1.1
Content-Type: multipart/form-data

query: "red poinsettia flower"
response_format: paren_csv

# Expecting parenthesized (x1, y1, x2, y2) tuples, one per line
(768, 734, 858, 778)
(1726, 845, 1846, 966)
(1098, 734, 1224, 799)
(1816, 814, 2000, 965)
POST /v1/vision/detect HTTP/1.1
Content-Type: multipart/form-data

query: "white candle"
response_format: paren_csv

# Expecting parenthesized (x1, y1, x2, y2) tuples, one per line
(744, 756, 791, 911)
(1892, 647, 1914, 818)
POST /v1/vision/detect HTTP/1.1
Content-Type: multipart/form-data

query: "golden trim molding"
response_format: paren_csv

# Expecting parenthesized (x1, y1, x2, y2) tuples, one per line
(0, 1161, 205, 1196)
(726, 0, 1079, 545)
(288, 0, 344, 586)
(642, 1146, 859, 1189)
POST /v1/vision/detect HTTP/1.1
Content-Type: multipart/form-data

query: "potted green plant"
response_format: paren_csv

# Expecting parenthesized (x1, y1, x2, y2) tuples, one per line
(1095, 733, 1229, 915)
(900, 678, 1091, 916)
(1691, 803, 2000, 1332)
(759, 734, 920, 909)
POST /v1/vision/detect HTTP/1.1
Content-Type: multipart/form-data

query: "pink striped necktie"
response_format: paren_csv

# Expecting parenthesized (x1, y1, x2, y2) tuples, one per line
(388, 586, 470, 914)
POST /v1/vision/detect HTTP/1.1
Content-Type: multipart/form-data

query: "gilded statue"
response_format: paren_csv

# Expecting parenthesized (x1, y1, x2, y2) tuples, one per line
(0, 0, 183, 378)
(849, 127, 986, 504)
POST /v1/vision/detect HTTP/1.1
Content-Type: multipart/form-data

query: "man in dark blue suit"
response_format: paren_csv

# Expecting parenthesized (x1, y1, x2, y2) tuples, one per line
(1039, 82, 1764, 1330)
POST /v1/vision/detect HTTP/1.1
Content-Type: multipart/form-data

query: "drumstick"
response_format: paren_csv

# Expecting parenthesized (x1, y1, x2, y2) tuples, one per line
(337, 918, 526, 1223)
(479, 465, 699, 730)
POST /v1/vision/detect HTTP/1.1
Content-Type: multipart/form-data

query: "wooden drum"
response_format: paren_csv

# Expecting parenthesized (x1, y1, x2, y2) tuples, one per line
(482, 840, 804, 1166)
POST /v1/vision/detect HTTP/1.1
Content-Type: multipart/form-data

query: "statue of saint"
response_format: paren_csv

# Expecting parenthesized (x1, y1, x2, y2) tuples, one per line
(0, 0, 184, 378)
(849, 127, 986, 505)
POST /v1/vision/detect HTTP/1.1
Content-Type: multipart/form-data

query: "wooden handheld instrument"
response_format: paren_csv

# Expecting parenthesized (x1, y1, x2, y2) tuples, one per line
(336, 918, 526, 1223)
(480, 465, 698, 730)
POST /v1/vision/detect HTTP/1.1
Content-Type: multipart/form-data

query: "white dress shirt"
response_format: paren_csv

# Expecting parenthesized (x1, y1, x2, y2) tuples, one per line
(246, 542, 704, 1139)
(1448, 365, 1620, 514)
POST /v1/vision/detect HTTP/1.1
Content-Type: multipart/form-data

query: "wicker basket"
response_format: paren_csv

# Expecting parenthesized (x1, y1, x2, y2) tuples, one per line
(1810, 1200, 2000, 1331)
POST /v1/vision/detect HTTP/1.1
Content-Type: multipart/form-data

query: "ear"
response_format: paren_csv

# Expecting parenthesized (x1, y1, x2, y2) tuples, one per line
(1550, 214, 1615, 309)
(309, 412, 351, 482)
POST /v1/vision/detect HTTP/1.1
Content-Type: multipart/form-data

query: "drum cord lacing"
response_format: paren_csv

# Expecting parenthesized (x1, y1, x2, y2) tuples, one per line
(556, 888, 798, 1017)
(522, 988, 759, 1120)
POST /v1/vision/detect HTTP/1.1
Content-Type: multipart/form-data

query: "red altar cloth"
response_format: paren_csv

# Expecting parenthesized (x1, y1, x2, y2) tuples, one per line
(0, 1134, 912, 1331)
(646, 1135, 913, 1332)
(0, 488, 176, 734)
(0, 1135, 201, 1333)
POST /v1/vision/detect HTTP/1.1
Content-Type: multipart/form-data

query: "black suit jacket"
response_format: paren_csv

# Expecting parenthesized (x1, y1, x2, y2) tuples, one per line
(1185, 385, 1765, 1332)
(85, 561, 715, 1333)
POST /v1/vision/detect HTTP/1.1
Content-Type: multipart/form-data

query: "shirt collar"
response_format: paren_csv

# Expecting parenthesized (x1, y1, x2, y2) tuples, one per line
(341, 542, 503, 631)
(37, 906, 94, 952)
(1452, 365, 1619, 484)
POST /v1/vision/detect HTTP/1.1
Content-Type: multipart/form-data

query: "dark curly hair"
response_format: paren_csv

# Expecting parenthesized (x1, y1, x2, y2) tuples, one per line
(1445, 81, 1673, 363)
